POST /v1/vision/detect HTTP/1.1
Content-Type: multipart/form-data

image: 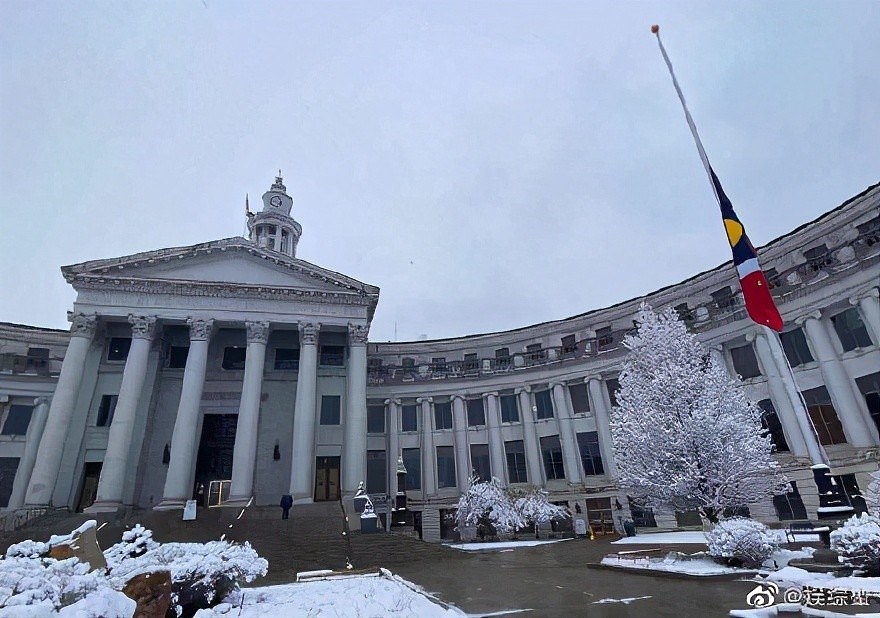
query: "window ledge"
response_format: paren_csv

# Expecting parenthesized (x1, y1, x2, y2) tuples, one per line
(840, 346, 878, 360)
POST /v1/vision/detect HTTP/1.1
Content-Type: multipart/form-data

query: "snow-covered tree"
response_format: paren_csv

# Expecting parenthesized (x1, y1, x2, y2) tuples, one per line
(609, 304, 787, 524)
(455, 475, 524, 538)
(512, 488, 570, 537)
(864, 469, 880, 516)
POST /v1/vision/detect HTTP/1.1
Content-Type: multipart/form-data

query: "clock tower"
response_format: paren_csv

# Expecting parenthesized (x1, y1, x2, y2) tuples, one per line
(247, 172, 303, 257)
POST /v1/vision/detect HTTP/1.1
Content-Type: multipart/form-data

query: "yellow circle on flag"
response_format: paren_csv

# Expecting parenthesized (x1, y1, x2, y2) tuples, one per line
(724, 219, 743, 247)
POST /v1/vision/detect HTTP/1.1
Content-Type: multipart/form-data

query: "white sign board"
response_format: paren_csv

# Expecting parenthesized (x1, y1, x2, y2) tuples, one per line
(574, 518, 587, 536)
(183, 499, 197, 521)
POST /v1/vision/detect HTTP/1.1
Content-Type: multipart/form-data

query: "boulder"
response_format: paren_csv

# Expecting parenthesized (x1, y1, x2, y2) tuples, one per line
(122, 571, 172, 618)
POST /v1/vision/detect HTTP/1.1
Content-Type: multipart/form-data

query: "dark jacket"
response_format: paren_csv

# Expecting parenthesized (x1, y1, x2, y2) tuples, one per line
(280, 494, 293, 509)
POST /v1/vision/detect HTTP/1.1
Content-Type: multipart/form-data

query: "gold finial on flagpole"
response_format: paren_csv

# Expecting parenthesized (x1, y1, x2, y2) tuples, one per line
(651, 24, 659, 34)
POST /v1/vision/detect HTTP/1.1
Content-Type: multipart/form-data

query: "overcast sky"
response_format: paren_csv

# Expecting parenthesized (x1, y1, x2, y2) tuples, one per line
(1, 2, 878, 342)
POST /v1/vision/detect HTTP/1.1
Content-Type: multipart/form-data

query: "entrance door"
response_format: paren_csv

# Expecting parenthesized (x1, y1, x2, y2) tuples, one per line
(76, 462, 102, 512)
(314, 456, 340, 502)
(194, 414, 237, 502)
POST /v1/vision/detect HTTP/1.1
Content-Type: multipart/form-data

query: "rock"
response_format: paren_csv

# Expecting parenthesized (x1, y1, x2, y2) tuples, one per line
(122, 570, 172, 618)
(174, 573, 236, 615)
(50, 525, 107, 571)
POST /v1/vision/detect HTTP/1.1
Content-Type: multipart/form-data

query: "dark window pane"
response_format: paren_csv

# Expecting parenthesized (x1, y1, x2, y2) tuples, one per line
(222, 346, 247, 370)
(576, 431, 604, 476)
(711, 286, 736, 311)
(1, 405, 33, 435)
(779, 328, 814, 367)
(434, 402, 452, 430)
(540, 435, 565, 480)
(835, 474, 867, 515)
(96, 395, 117, 427)
(855, 372, 880, 439)
(402, 448, 421, 490)
(628, 497, 657, 527)
(802, 386, 846, 445)
(436, 446, 456, 488)
(535, 390, 554, 419)
(758, 399, 789, 452)
(320, 395, 341, 425)
(463, 353, 479, 371)
(401, 404, 419, 432)
(320, 345, 345, 366)
(466, 398, 485, 427)
(167, 346, 189, 369)
(107, 337, 131, 362)
(505, 440, 527, 483)
(561, 334, 577, 355)
(596, 326, 613, 350)
(470, 444, 491, 482)
(606, 378, 621, 407)
(274, 348, 300, 370)
(730, 344, 761, 379)
(367, 405, 385, 434)
(568, 383, 590, 414)
(500, 394, 519, 423)
(831, 308, 873, 351)
(494, 348, 511, 369)
(773, 481, 808, 520)
(366, 450, 386, 494)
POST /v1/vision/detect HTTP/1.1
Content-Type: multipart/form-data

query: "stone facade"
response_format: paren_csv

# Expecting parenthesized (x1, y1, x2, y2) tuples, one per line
(0, 178, 878, 539)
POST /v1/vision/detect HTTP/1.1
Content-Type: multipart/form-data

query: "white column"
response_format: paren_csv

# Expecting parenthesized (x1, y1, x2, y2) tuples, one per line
(8, 397, 51, 509)
(386, 398, 401, 503)
(87, 315, 158, 512)
(343, 323, 369, 496)
(290, 323, 319, 502)
(227, 321, 269, 505)
(709, 345, 726, 370)
(419, 397, 436, 495)
(749, 330, 809, 458)
(25, 313, 97, 506)
(516, 387, 543, 485)
(850, 288, 880, 345)
(551, 382, 582, 483)
(156, 318, 213, 510)
(484, 392, 506, 485)
(587, 377, 618, 477)
(273, 225, 282, 251)
(799, 313, 877, 447)
(451, 395, 470, 488)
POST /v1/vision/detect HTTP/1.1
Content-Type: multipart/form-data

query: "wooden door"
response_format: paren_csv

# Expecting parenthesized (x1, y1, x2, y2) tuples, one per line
(314, 456, 340, 501)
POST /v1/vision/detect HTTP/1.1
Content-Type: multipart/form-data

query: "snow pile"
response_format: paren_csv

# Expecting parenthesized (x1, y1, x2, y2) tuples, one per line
(448, 539, 571, 551)
(707, 518, 777, 568)
(829, 512, 880, 576)
(0, 554, 108, 611)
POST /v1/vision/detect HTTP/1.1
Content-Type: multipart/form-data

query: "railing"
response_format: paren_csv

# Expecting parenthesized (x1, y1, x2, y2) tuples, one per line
(0, 354, 62, 376)
(366, 223, 878, 386)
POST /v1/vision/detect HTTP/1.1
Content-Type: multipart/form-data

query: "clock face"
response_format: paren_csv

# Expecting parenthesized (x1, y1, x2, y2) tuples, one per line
(270, 195, 283, 207)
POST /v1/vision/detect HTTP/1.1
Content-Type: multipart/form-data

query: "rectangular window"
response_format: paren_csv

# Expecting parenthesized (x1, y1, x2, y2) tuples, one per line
(505, 440, 528, 483)
(729, 343, 762, 379)
(779, 328, 814, 367)
(274, 348, 300, 370)
(576, 431, 604, 476)
(320, 395, 341, 425)
(434, 401, 453, 430)
(1, 404, 33, 435)
(674, 302, 694, 324)
(366, 450, 386, 494)
(561, 334, 577, 355)
(711, 286, 736, 311)
(463, 353, 479, 371)
(402, 448, 421, 490)
(831, 308, 873, 351)
(107, 337, 131, 362)
(367, 404, 385, 434)
(568, 383, 590, 415)
(401, 404, 419, 432)
(500, 394, 519, 423)
(773, 481, 808, 521)
(470, 444, 491, 482)
(606, 378, 621, 407)
(802, 386, 846, 445)
(436, 446, 456, 488)
(494, 348, 511, 368)
(540, 435, 565, 480)
(167, 345, 189, 369)
(596, 326, 613, 350)
(585, 497, 612, 527)
(96, 395, 118, 427)
(855, 372, 880, 438)
(319, 345, 345, 366)
(804, 243, 832, 271)
(466, 398, 485, 427)
(221, 346, 247, 370)
(534, 389, 554, 419)
(431, 357, 447, 372)
(758, 399, 789, 452)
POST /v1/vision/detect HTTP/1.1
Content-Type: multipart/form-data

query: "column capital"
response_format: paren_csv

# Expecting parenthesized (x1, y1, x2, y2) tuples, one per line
(128, 315, 158, 340)
(348, 322, 369, 346)
(483, 391, 499, 399)
(850, 287, 880, 305)
(583, 375, 602, 384)
(514, 386, 531, 395)
(245, 321, 270, 344)
(299, 322, 319, 345)
(451, 394, 466, 402)
(186, 317, 215, 341)
(416, 396, 433, 404)
(744, 331, 757, 343)
(384, 398, 401, 406)
(549, 381, 565, 390)
(795, 310, 823, 326)
(68, 312, 98, 339)
(33, 396, 50, 407)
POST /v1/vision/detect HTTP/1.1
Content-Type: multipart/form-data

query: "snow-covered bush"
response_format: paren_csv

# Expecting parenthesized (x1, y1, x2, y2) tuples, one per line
(513, 488, 570, 537)
(865, 470, 880, 516)
(103, 524, 159, 564)
(455, 475, 524, 539)
(706, 517, 776, 568)
(830, 512, 880, 576)
(0, 555, 110, 610)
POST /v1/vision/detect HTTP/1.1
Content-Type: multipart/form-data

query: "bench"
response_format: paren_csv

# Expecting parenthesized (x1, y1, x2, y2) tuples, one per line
(785, 521, 831, 544)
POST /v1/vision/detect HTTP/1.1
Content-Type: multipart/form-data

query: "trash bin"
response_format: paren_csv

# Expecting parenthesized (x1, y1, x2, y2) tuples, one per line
(623, 520, 636, 537)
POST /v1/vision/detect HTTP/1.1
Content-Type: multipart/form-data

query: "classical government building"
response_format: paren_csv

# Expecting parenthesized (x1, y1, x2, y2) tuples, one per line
(1, 176, 878, 540)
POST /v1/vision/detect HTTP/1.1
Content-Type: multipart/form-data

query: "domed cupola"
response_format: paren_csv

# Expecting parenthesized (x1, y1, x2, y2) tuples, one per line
(246, 171, 303, 257)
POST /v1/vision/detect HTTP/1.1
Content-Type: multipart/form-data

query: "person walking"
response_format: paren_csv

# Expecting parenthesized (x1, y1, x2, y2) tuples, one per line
(280, 493, 293, 520)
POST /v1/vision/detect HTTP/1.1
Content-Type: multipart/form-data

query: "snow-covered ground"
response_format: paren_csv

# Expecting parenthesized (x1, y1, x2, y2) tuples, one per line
(601, 548, 814, 577)
(730, 604, 880, 618)
(611, 530, 822, 545)
(193, 569, 464, 617)
(761, 566, 880, 595)
(447, 539, 571, 551)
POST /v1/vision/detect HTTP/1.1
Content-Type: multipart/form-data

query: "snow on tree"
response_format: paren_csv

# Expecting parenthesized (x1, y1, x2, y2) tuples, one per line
(455, 475, 524, 538)
(830, 512, 880, 576)
(609, 304, 787, 524)
(864, 469, 880, 516)
(706, 517, 776, 568)
(512, 488, 570, 536)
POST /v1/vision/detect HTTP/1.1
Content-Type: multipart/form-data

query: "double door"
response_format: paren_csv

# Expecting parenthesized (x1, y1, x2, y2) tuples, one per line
(314, 456, 340, 502)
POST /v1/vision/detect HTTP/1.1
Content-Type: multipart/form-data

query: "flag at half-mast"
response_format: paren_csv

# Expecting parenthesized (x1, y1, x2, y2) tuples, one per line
(651, 24, 784, 332)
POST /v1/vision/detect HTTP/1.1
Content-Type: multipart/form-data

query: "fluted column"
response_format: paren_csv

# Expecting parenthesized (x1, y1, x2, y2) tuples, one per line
(290, 323, 319, 502)
(551, 382, 581, 483)
(26, 313, 97, 506)
(343, 323, 369, 496)
(8, 397, 51, 509)
(451, 395, 470, 488)
(587, 376, 618, 477)
(798, 312, 877, 446)
(516, 387, 543, 484)
(484, 392, 506, 485)
(227, 321, 269, 505)
(87, 315, 158, 512)
(156, 318, 214, 510)
(386, 398, 401, 500)
(850, 288, 880, 345)
(419, 397, 436, 495)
